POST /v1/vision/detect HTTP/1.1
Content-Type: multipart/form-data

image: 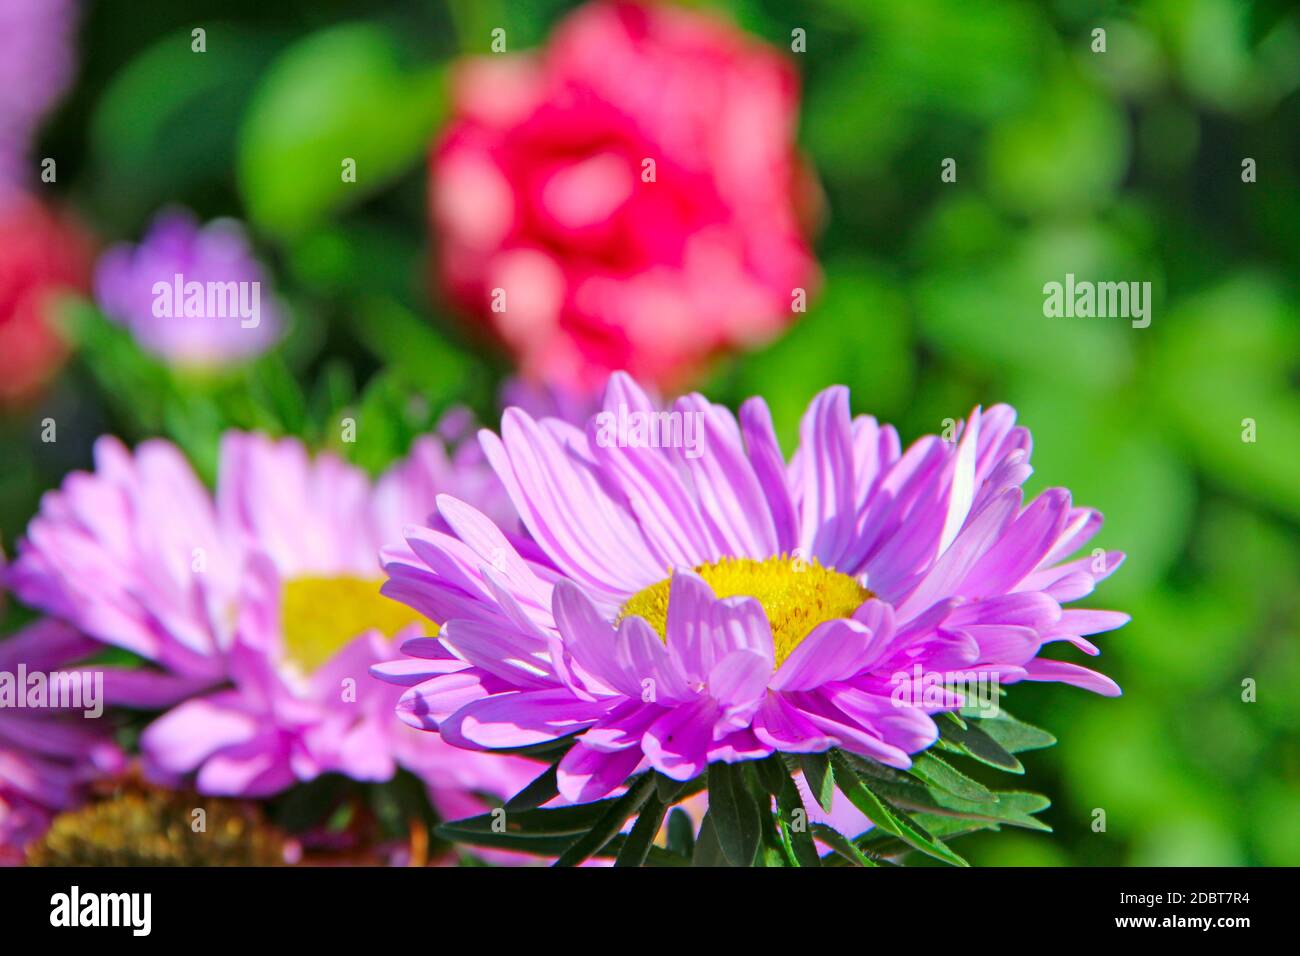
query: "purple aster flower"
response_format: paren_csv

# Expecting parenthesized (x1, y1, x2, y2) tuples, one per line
(0, 0, 78, 199)
(0, 619, 124, 865)
(94, 209, 284, 367)
(373, 373, 1126, 804)
(6, 424, 536, 808)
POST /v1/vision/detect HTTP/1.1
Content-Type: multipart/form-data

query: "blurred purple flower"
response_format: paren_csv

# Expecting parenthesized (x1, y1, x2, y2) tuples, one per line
(95, 209, 284, 367)
(0, 619, 124, 865)
(0, 0, 78, 198)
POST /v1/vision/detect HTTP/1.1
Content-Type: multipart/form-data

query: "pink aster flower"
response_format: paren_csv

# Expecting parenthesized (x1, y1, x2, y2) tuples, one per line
(94, 208, 284, 368)
(432, 0, 819, 393)
(0, 619, 124, 864)
(7, 425, 536, 808)
(374, 373, 1126, 804)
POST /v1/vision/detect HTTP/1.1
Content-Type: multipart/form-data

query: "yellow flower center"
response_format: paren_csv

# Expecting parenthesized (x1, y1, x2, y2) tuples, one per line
(618, 556, 872, 667)
(280, 576, 432, 673)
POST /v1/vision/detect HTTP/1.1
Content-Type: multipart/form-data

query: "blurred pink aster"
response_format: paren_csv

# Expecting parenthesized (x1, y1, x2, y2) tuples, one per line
(0, 0, 78, 199)
(94, 209, 284, 368)
(0, 619, 124, 865)
(7, 424, 536, 809)
(373, 373, 1126, 803)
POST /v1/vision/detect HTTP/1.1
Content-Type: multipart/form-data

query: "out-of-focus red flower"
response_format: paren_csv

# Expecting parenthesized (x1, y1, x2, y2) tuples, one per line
(0, 194, 92, 406)
(431, 0, 819, 393)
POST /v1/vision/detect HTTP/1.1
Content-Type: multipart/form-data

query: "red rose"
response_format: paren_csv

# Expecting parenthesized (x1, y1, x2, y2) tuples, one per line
(431, 1, 819, 392)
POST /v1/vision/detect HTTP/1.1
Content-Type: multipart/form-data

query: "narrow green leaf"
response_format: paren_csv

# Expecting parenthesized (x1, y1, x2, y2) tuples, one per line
(553, 773, 657, 868)
(797, 752, 836, 813)
(246, 352, 308, 433)
(707, 762, 762, 866)
(437, 798, 618, 843)
(938, 717, 1024, 772)
(775, 775, 821, 867)
(840, 753, 1052, 831)
(744, 763, 789, 867)
(444, 832, 581, 856)
(811, 824, 880, 867)
(666, 808, 695, 858)
(634, 843, 691, 867)
(494, 736, 579, 760)
(692, 814, 729, 867)
(504, 763, 559, 812)
(854, 816, 997, 859)
(967, 711, 1057, 753)
(909, 751, 996, 803)
(238, 24, 445, 236)
(755, 756, 789, 796)
(656, 772, 689, 804)
(615, 792, 668, 868)
(829, 750, 968, 866)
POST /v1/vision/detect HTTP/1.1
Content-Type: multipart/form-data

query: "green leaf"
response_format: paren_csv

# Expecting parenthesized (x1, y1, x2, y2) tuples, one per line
(666, 808, 696, 858)
(553, 773, 657, 868)
(615, 791, 668, 868)
(840, 753, 1052, 832)
(854, 815, 1002, 859)
(238, 23, 445, 238)
(938, 715, 1024, 772)
(774, 772, 821, 868)
(706, 762, 762, 866)
(811, 824, 880, 867)
(503, 764, 559, 812)
(796, 752, 836, 813)
(245, 352, 308, 434)
(829, 750, 968, 866)
(655, 772, 690, 804)
(432, 823, 689, 862)
(437, 798, 620, 844)
(92, 27, 275, 220)
(352, 297, 485, 392)
(437, 776, 712, 860)
(755, 756, 790, 796)
(691, 814, 729, 867)
(908, 751, 996, 803)
(969, 711, 1057, 754)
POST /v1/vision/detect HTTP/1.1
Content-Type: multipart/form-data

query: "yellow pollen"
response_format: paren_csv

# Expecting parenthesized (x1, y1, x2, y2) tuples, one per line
(617, 556, 872, 667)
(280, 576, 432, 673)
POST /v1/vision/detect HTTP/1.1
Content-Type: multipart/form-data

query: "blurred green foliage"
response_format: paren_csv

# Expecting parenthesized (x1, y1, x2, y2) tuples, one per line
(4, 0, 1298, 865)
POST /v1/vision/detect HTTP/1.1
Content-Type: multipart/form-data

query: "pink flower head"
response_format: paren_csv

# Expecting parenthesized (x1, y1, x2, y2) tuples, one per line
(7, 425, 537, 807)
(0, 619, 125, 864)
(94, 209, 284, 368)
(374, 374, 1126, 803)
(432, 0, 819, 393)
